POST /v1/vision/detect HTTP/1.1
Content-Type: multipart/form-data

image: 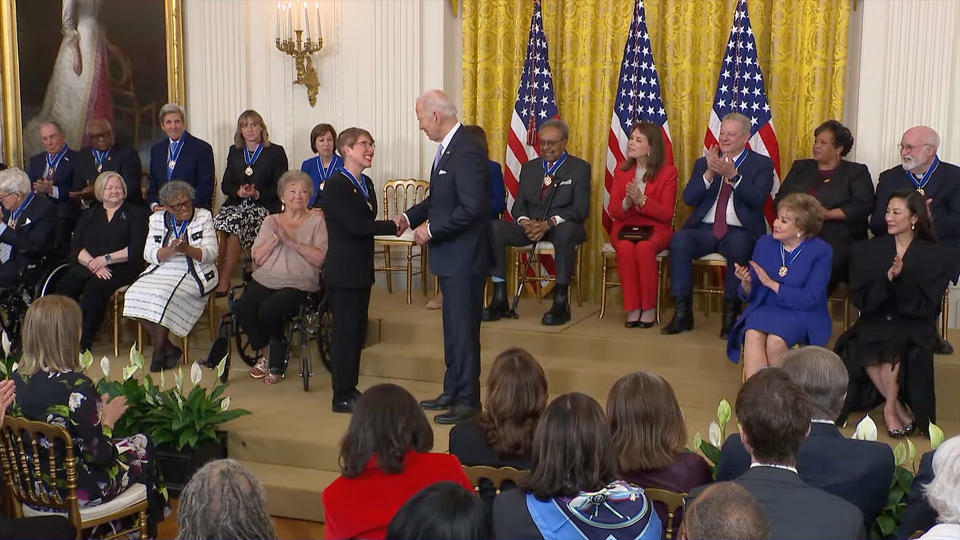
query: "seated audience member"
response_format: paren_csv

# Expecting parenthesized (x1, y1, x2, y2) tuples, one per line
(123, 181, 218, 372)
(176, 458, 277, 540)
(898, 450, 937, 539)
(322, 384, 473, 540)
(0, 168, 56, 287)
(835, 189, 959, 437)
(775, 120, 873, 294)
(679, 482, 769, 540)
(12, 296, 168, 537)
(662, 112, 774, 339)
(301, 123, 340, 210)
(55, 171, 148, 352)
(385, 482, 489, 540)
(716, 346, 894, 527)
(492, 393, 662, 540)
(608, 122, 678, 327)
(449, 347, 546, 469)
(690, 368, 864, 540)
(869, 125, 960, 355)
(482, 118, 591, 326)
(0, 379, 76, 540)
(728, 193, 832, 378)
(235, 170, 327, 384)
(918, 436, 960, 540)
(607, 372, 711, 527)
(147, 103, 215, 211)
(74, 118, 144, 206)
(26, 120, 80, 251)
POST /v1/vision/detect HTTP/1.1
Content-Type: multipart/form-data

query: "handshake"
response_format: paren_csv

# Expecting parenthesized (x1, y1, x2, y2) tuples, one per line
(392, 214, 431, 246)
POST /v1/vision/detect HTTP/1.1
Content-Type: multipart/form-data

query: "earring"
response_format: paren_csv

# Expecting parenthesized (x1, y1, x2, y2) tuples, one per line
(796, 232, 801, 238)
(911, 223, 916, 230)
(281, 203, 285, 212)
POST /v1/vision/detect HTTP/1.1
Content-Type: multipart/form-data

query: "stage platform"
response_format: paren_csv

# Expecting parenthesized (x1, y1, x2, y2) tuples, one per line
(96, 288, 960, 523)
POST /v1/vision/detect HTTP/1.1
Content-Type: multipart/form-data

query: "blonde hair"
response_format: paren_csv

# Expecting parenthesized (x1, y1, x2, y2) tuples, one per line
(93, 171, 128, 202)
(233, 110, 271, 149)
(18, 295, 83, 376)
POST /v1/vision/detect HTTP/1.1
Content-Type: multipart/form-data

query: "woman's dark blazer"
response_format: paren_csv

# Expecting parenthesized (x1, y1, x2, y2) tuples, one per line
(219, 144, 288, 213)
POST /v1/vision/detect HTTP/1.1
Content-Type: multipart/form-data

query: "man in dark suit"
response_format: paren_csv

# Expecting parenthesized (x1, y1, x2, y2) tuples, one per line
(690, 368, 865, 540)
(0, 168, 56, 286)
(680, 482, 769, 540)
(869, 125, 960, 354)
(26, 121, 80, 252)
(662, 113, 774, 338)
(481, 119, 591, 326)
(146, 103, 215, 211)
(397, 89, 490, 425)
(74, 118, 144, 206)
(715, 346, 894, 528)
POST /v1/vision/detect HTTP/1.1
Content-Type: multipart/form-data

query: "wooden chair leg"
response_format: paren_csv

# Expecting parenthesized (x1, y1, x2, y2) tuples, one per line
(599, 256, 608, 320)
(208, 295, 216, 338)
(137, 322, 143, 352)
(406, 246, 413, 305)
(113, 293, 121, 357)
(656, 258, 665, 325)
(384, 245, 393, 293)
(941, 292, 949, 339)
(575, 246, 583, 307)
(182, 336, 189, 364)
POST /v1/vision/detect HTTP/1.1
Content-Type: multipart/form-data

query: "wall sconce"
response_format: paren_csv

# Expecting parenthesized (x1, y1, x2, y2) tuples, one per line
(275, 1, 323, 107)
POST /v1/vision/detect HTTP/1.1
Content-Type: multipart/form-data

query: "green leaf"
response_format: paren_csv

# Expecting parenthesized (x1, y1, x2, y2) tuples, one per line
(894, 466, 914, 493)
(929, 422, 944, 450)
(876, 515, 895, 536)
(699, 440, 721, 466)
(893, 442, 907, 467)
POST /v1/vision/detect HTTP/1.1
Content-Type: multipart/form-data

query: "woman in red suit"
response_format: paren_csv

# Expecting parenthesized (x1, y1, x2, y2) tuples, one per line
(608, 122, 678, 327)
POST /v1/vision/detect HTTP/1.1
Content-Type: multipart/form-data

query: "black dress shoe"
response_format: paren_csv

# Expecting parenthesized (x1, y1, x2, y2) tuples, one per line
(934, 337, 953, 355)
(420, 393, 455, 410)
(661, 297, 693, 335)
(481, 282, 510, 322)
(332, 396, 357, 413)
(720, 299, 742, 339)
(637, 320, 655, 328)
(624, 320, 641, 328)
(434, 405, 479, 425)
(541, 284, 571, 326)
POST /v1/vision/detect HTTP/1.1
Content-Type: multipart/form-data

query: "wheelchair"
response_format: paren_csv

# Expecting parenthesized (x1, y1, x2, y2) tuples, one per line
(0, 250, 70, 355)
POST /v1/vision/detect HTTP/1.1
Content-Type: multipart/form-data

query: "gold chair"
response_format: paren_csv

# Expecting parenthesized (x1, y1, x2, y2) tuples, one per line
(111, 286, 142, 357)
(374, 179, 430, 304)
(644, 487, 686, 540)
(512, 243, 583, 306)
(0, 416, 149, 540)
(463, 465, 528, 496)
(600, 242, 671, 321)
(656, 252, 729, 323)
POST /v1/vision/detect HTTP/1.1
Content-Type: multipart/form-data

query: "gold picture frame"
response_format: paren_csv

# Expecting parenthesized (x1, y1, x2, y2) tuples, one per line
(0, 0, 185, 167)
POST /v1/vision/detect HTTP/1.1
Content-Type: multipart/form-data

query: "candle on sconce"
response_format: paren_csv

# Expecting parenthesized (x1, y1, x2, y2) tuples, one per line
(275, 1, 281, 41)
(315, 2, 322, 42)
(303, 1, 311, 41)
(286, 1, 293, 39)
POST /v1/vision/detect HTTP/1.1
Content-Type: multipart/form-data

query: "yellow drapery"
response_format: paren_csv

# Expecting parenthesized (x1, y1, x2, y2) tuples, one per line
(462, 0, 849, 302)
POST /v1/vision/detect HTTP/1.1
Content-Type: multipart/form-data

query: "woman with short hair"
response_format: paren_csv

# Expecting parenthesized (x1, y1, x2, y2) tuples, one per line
(386, 482, 489, 540)
(920, 436, 960, 539)
(300, 123, 340, 209)
(728, 193, 833, 378)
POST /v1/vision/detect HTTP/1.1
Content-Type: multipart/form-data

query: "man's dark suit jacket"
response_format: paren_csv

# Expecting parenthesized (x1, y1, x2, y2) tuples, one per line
(26, 148, 82, 219)
(870, 161, 960, 248)
(896, 450, 936, 538)
(0, 194, 56, 283)
(691, 465, 864, 540)
(147, 131, 215, 209)
(74, 145, 144, 205)
(681, 149, 774, 240)
(405, 126, 490, 277)
(715, 423, 894, 527)
(511, 155, 591, 224)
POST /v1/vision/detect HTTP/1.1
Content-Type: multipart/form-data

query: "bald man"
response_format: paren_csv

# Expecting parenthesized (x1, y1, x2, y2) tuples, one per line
(74, 118, 144, 205)
(26, 121, 80, 251)
(870, 125, 960, 354)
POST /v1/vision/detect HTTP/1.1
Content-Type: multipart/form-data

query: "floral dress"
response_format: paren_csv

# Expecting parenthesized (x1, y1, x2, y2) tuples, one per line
(12, 369, 169, 536)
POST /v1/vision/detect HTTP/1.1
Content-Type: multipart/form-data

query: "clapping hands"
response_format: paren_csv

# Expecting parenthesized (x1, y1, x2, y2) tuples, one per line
(625, 182, 646, 207)
(888, 256, 903, 281)
(705, 145, 737, 179)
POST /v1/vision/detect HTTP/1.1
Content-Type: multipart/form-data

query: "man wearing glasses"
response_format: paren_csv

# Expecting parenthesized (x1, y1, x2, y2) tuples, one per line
(74, 118, 144, 206)
(482, 118, 591, 326)
(870, 125, 960, 354)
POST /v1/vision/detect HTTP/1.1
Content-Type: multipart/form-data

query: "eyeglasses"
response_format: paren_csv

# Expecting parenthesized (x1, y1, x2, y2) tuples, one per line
(0, 192, 18, 201)
(167, 200, 191, 211)
(353, 140, 375, 149)
(898, 143, 932, 153)
(540, 138, 566, 147)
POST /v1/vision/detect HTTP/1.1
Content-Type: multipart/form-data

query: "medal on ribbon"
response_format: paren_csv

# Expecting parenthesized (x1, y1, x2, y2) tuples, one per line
(46, 145, 69, 179)
(10, 192, 35, 230)
(244, 143, 263, 177)
(905, 156, 939, 196)
(340, 168, 373, 211)
(542, 152, 568, 188)
(316, 154, 342, 188)
(169, 213, 190, 239)
(167, 139, 184, 179)
(93, 148, 110, 174)
(779, 240, 806, 277)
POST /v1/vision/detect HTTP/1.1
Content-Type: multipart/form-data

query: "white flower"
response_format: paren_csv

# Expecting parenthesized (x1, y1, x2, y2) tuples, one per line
(220, 397, 231, 411)
(100, 356, 111, 378)
(174, 366, 184, 392)
(190, 362, 203, 385)
(1, 330, 10, 357)
(216, 355, 228, 379)
(159, 369, 166, 389)
(129, 344, 144, 371)
(9, 362, 17, 374)
(708, 421, 722, 447)
(852, 414, 878, 441)
(79, 350, 94, 371)
(122, 365, 137, 381)
(68, 392, 85, 412)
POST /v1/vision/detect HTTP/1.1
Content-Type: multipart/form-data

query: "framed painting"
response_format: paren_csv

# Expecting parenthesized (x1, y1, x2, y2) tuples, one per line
(0, 0, 184, 167)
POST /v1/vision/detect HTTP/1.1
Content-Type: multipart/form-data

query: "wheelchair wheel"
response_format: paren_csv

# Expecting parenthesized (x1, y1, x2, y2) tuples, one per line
(316, 296, 333, 374)
(35, 263, 69, 298)
(233, 324, 261, 368)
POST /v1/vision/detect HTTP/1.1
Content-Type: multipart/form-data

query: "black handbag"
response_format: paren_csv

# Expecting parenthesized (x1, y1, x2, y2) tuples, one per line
(617, 225, 653, 242)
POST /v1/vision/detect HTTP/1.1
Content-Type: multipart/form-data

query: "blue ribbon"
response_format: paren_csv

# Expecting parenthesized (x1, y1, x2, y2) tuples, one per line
(46, 145, 69, 175)
(244, 143, 264, 168)
(168, 213, 190, 239)
(543, 152, 568, 177)
(905, 155, 939, 194)
(316, 154, 342, 182)
(93, 148, 110, 170)
(779, 239, 806, 275)
(339, 168, 370, 200)
(10, 191, 35, 224)
(167, 138, 184, 179)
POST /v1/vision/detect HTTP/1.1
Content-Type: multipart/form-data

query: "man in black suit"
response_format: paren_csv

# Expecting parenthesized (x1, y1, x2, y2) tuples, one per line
(690, 368, 864, 540)
(481, 119, 591, 326)
(146, 103, 215, 211)
(26, 121, 80, 252)
(662, 113, 774, 338)
(870, 125, 960, 354)
(680, 482, 769, 540)
(397, 89, 490, 425)
(715, 346, 894, 528)
(0, 168, 56, 286)
(74, 118, 144, 206)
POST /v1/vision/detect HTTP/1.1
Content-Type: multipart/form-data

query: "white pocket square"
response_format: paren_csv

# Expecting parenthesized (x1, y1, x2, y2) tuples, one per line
(23, 218, 31, 226)
(559, 179, 573, 186)
(438, 170, 448, 175)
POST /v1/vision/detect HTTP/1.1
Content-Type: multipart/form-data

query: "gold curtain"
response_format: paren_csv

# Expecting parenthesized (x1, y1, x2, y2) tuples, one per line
(462, 0, 849, 302)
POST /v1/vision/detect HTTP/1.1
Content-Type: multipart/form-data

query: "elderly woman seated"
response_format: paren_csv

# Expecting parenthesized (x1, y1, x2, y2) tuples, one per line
(56, 171, 148, 352)
(0, 167, 56, 287)
(234, 170, 327, 384)
(123, 180, 218, 372)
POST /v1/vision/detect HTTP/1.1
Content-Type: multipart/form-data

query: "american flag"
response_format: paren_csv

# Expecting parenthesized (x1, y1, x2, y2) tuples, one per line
(704, 0, 780, 225)
(603, 0, 673, 234)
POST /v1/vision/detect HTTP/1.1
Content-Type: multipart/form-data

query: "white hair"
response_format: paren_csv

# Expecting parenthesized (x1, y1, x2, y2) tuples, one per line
(159, 102, 186, 123)
(0, 168, 33, 197)
(926, 435, 960, 525)
(176, 459, 277, 540)
(417, 89, 458, 120)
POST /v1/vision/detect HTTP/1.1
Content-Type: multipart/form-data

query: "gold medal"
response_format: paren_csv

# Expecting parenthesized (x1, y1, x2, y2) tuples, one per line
(245, 166, 254, 176)
(96, 164, 103, 173)
(778, 266, 788, 277)
(168, 160, 176, 169)
(543, 174, 553, 187)
(917, 187, 925, 196)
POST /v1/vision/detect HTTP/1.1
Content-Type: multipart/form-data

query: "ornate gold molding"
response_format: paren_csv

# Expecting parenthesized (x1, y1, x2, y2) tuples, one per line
(166, 0, 186, 108)
(0, 1, 22, 167)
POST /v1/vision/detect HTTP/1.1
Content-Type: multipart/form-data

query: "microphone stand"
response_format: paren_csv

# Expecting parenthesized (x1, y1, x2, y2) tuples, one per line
(508, 180, 561, 319)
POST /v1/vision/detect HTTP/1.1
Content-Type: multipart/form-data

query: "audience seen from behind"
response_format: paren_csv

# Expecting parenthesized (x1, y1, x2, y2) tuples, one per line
(385, 482, 490, 540)
(716, 346, 894, 527)
(607, 371, 711, 528)
(493, 392, 662, 540)
(679, 481, 769, 540)
(322, 384, 472, 540)
(690, 367, 864, 540)
(176, 458, 277, 540)
(300, 123, 341, 209)
(918, 435, 960, 540)
(0, 167, 55, 287)
(11, 295, 169, 536)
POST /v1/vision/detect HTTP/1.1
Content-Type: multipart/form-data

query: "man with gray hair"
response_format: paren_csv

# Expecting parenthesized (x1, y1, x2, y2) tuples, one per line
(146, 103, 214, 211)
(26, 120, 80, 251)
(680, 482, 769, 540)
(176, 459, 277, 540)
(715, 346, 894, 528)
(0, 167, 56, 286)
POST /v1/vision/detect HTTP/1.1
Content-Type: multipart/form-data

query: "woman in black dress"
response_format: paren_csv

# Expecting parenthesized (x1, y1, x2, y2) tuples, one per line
(213, 110, 288, 295)
(836, 189, 960, 437)
(55, 171, 148, 352)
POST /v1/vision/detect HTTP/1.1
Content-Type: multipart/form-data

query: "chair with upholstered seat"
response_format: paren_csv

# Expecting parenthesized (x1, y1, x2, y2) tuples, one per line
(0, 416, 149, 540)
(374, 179, 430, 304)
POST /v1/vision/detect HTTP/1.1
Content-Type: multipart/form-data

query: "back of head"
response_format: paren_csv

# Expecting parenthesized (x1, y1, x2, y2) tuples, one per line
(735, 368, 811, 466)
(525, 392, 616, 499)
(780, 346, 848, 422)
(417, 89, 458, 120)
(385, 482, 489, 540)
(683, 482, 769, 540)
(606, 371, 687, 471)
(339, 384, 433, 477)
(19, 295, 82, 376)
(479, 347, 547, 459)
(176, 459, 277, 540)
(925, 435, 960, 525)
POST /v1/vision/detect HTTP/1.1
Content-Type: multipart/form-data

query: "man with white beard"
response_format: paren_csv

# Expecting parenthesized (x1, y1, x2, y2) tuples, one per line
(870, 125, 960, 354)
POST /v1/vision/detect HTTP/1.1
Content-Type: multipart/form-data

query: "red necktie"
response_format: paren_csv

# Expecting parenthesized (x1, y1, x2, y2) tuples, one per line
(712, 179, 733, 239)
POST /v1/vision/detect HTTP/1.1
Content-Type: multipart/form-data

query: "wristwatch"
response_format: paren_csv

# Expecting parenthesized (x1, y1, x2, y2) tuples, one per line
(104, 254, 111, 264)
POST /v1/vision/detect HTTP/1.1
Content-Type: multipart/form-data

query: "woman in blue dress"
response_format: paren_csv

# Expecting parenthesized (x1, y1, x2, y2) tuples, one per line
(728, 193, 833, 378)
(300, 123, 341, 210)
